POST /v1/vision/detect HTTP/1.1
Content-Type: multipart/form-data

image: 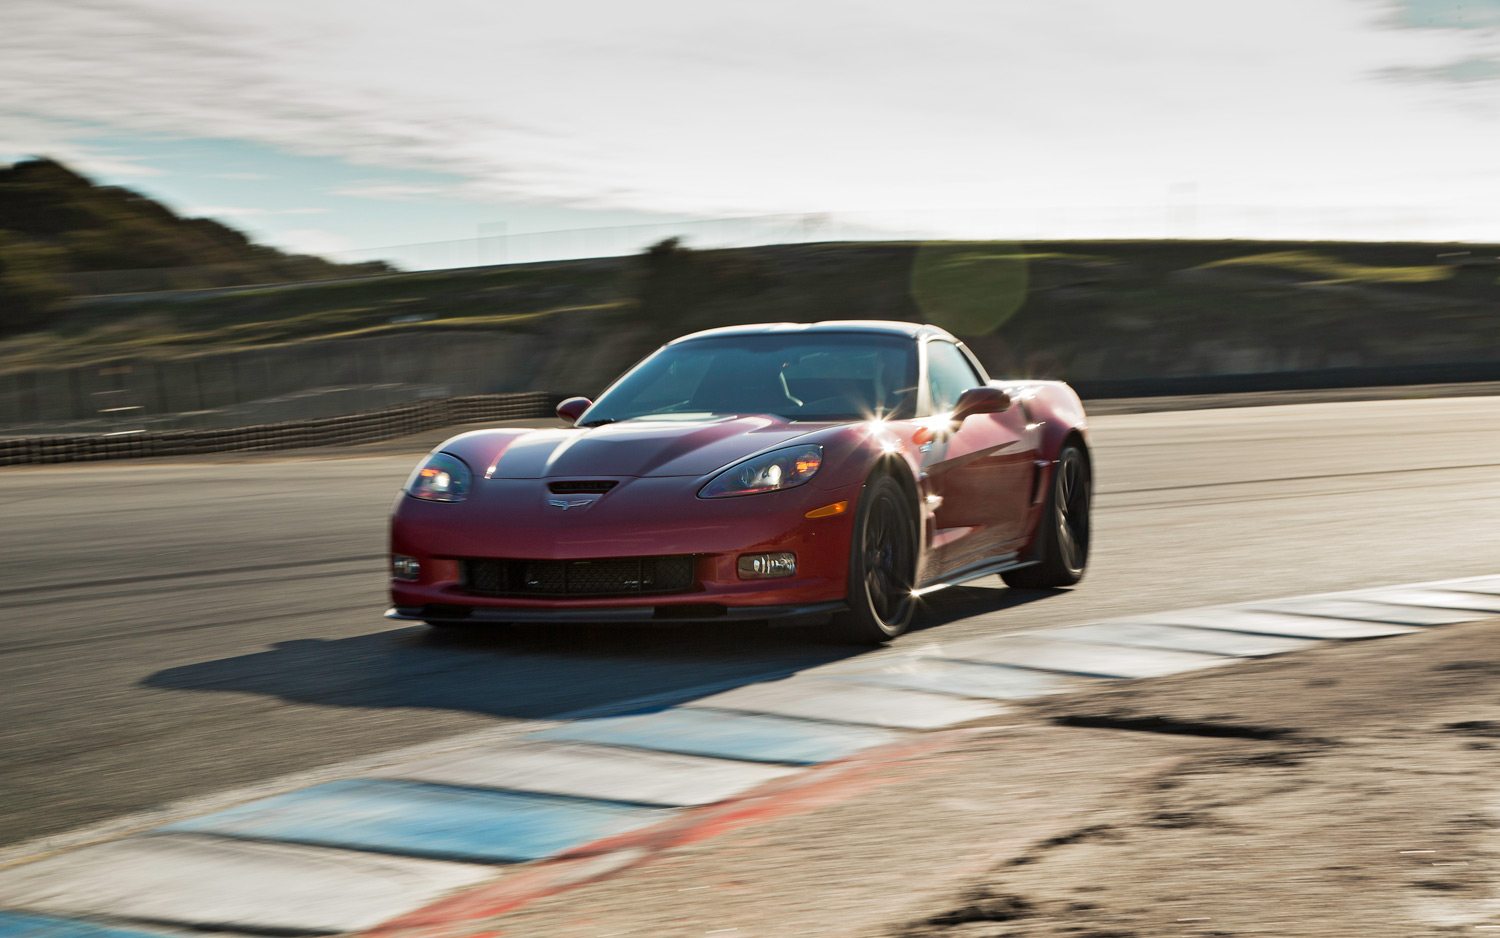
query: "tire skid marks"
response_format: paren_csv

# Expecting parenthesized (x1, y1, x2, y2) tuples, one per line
(0, 574, 1495, 934)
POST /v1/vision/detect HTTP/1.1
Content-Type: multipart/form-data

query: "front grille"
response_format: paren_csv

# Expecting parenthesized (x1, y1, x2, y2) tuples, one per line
(459, 555, 697, 598)
(547, 480, 618, 494)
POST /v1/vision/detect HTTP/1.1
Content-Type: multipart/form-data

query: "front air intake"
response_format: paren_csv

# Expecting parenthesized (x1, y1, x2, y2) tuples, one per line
(459, 555, 697, 598)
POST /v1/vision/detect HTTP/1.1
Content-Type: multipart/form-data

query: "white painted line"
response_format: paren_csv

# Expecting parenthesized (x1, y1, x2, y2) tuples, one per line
(0, 835, 491, 933)
(1428, 574, 1500, 592)
(1247, 597, 1483, 626)
(1131, 608, 1421, 639)
(533, 708, 905, 765)
(932, 635, 1233, 679)
(830, 657, 1084, 700)
(1443, 575, 1500, 595)
(1345, 588, 1500, 615)
(684, 679, 1005, 729)
(1448, 583, 1500, 597)
(0, 669, 808, 870)
(1042, 621, 1318, 658)
(373, 741, 800, 807)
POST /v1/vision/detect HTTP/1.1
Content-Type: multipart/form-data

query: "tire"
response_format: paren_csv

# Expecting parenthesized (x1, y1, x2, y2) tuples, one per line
(826, 473, 919, 644)
(1002, 442, 1091, 589)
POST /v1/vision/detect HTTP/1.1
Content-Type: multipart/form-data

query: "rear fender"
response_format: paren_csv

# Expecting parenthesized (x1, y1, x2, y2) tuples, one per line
(991, 379, 1088, 461)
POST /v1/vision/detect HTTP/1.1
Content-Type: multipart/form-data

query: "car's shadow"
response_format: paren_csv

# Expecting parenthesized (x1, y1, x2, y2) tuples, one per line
(913, 583, 1068, 631)
(142, 584, 1062, 722)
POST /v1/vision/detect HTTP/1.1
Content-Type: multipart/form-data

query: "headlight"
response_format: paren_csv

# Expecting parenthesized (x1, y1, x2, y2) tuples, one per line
(405, 452, 472, 502)
(700, 444, 823, 498)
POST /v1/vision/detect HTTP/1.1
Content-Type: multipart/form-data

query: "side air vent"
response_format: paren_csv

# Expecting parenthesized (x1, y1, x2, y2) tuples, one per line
(547, 480, 618, 494)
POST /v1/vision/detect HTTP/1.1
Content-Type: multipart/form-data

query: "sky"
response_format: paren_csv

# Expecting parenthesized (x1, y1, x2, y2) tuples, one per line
(3, 0, 1499, 266)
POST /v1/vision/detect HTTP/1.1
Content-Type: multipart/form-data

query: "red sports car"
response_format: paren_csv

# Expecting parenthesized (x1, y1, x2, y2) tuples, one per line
(387, 321, 1091, 643)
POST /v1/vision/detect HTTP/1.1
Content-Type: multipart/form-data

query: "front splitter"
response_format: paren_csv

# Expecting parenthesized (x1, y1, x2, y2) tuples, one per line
(385, 601, 847, 625)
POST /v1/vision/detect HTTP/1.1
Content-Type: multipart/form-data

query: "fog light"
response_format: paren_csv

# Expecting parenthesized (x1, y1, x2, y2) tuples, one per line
(738, 552, 796, 579)
(392, 555, 421, 581)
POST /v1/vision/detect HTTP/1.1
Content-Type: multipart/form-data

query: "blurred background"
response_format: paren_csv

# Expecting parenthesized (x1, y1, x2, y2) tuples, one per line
(2, 0, 1498, 440)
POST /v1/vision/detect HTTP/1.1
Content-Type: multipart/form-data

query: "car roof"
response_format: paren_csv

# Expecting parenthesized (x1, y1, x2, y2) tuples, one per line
(670, 320, 957, 345)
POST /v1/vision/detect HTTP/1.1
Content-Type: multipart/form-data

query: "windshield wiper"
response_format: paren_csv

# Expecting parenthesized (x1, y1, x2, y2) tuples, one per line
(577, 418, 617, 428)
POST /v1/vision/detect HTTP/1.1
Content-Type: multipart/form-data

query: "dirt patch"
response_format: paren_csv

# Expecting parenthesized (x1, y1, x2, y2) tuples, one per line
(898, 620, 1500, 937)
(468, 620, 1499, 937)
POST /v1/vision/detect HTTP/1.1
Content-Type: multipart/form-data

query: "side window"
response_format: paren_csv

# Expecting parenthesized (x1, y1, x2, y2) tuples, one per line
(925, 341, 984, 412)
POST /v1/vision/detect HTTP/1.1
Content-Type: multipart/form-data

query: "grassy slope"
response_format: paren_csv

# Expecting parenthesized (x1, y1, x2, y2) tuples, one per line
(4, 239, 1497, 378)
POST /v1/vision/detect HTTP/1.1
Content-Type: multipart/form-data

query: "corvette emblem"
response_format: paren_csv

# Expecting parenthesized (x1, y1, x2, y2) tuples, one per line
(547, 496, 597, 511)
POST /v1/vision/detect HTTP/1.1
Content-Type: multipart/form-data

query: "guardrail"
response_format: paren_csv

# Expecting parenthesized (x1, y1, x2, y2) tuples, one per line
(1069, 361, 1500, 399)
(0, 392, 559, 467)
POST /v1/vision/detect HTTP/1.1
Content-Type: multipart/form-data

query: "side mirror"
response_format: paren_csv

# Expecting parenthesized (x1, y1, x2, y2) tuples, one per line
(950, 386, 1010, 424)
(556, 396, 593, 424)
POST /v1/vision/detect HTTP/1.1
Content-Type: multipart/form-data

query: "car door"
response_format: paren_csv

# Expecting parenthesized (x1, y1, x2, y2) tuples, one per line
(919, 341, 1037, 575)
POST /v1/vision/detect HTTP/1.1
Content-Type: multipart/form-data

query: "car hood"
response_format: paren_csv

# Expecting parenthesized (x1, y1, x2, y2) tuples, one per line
(443, 415, 831, 480)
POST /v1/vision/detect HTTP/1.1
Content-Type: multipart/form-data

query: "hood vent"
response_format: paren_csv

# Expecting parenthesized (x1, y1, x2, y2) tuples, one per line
(547, 480, 618, 494)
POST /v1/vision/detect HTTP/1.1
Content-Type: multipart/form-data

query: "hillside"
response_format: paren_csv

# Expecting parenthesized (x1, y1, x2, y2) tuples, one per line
(6, 235, 1498, 375)
(3, 233, 1499, 432)
(0, 157, 390, 335)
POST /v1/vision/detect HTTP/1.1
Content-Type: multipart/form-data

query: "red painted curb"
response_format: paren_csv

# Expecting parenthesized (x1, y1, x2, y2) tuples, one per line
(358, 731, 966, 938)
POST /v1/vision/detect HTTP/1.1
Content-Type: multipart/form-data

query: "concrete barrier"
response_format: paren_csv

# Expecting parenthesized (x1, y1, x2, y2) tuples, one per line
(0, 392, 557, 467)
(0, 326, 651, 432)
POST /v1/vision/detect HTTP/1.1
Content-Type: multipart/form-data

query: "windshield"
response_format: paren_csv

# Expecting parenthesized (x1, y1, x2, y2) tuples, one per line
(581, 332, 918, 425)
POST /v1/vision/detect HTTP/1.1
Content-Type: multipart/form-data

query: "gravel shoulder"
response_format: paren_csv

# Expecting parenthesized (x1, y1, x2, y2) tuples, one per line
(488, 619, 1500, 937)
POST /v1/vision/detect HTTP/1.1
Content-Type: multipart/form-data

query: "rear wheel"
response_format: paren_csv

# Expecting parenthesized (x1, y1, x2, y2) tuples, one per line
(827, 474, 918, 644)
(1002, 442, 1091, 589)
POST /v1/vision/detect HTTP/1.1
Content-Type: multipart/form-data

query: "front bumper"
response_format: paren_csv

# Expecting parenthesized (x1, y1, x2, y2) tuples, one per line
(386, 601, 848, 625)
(388, 475, 861, 620)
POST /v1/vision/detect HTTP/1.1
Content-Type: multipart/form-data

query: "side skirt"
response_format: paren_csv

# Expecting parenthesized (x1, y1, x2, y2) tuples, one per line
(911, 553, 1038, 598)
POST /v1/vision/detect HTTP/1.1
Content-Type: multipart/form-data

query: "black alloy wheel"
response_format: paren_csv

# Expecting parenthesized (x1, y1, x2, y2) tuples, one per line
(828, 473, 917, 643)
(1002, 442, 1091, 589)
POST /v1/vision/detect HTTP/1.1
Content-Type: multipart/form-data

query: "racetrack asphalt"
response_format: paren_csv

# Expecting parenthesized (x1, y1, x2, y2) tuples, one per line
(2, 395, 1498, 849)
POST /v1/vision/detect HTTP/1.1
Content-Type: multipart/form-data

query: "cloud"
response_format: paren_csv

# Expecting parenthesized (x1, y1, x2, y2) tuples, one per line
(1370, 1, 1500, 93)
(1381, 0, 1500, 31)
(0, 112, 163, 176)
(3, 0, 1500, 240)
(1379, 54, 1500, 82)
(207, 171, 270, 180)
(330, 182, 458, 201)
(187, 205, 328, 218)
(271, 227, 355, 257)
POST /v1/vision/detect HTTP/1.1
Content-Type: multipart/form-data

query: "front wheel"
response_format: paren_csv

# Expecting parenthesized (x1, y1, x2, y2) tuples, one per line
(826, 474, 918, 644)
(1002, 442, 1091, 589)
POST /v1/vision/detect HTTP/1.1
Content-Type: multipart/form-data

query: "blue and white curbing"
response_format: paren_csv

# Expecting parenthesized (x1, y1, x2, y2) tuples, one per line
(1, 575, 1498, 936)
